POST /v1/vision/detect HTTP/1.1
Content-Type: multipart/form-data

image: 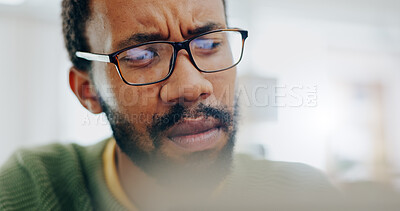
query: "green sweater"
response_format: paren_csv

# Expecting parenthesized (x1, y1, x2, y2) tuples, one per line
(0, 138, 338, 210)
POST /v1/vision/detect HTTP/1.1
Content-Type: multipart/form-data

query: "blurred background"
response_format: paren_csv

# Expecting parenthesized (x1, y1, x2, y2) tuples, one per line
(0, 0, 399, 195)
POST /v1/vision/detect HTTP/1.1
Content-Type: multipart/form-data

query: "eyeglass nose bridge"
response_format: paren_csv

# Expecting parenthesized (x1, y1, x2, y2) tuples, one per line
(173, 40, 191, 54)
(169, 40, 198, 73)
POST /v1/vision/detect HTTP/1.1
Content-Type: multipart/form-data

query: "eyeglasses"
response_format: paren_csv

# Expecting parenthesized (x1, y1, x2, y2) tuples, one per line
(76, 28, 248, 86)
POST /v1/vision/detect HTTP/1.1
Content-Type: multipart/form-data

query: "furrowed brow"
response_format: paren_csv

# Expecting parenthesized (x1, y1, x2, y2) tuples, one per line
(115, 22, 225, 51)
(116, 33, 165, 51)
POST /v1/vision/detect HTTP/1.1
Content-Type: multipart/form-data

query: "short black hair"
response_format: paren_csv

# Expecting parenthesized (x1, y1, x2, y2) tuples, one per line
(61, 0, 227, 72)
(62, 0, 91, 71)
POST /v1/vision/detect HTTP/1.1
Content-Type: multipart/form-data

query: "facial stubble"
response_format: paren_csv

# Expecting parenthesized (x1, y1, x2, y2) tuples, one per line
(99, 96, 238, 189)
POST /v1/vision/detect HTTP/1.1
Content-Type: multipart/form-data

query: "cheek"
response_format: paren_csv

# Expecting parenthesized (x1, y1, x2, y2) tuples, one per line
(95, 63, 162, 109)
(115, 85, 162, 112)
(112, 86, 163, 135)
(93, 63, 120, 96)
(208, 69, 237, 106)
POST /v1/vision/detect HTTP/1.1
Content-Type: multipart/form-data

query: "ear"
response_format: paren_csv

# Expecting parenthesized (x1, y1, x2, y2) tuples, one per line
(69, 67, 103, 114)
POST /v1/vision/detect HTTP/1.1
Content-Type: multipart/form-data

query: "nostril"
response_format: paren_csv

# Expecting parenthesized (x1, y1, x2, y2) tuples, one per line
(200, 93, 210, 99)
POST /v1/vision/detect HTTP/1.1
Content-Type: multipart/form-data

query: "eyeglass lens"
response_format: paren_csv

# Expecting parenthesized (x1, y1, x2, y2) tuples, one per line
(116, 30, 244, 85)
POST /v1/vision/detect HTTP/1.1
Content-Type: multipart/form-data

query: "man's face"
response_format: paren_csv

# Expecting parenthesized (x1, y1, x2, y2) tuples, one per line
(86, 0, 237, 185)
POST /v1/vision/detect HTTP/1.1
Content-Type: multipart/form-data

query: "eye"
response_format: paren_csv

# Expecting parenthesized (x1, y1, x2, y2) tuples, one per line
(192, 39, 221, 50)
(191, 38, 223, 57)
(119, 48, 159, 68)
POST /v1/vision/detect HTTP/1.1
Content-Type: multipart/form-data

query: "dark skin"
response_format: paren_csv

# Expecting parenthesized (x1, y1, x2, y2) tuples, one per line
(69, 0, 236, 209)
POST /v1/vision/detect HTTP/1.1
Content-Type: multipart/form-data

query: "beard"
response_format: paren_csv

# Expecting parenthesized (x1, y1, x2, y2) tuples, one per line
(99, 97, 238, 190)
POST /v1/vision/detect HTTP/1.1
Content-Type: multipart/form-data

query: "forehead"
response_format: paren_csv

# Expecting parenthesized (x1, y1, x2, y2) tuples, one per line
(86, 0, 226, 53)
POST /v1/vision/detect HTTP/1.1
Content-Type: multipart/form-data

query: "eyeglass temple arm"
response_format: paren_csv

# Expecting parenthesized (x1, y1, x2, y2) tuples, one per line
(76, 52, 111, 63)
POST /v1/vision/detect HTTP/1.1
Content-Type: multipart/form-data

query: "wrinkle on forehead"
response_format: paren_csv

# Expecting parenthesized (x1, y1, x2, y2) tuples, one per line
(87, 0, 226, 53)
(103, 0, 187, 39)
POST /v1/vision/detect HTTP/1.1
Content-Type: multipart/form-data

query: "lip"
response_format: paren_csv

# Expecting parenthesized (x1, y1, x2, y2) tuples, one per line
(166, 118, 222, 152)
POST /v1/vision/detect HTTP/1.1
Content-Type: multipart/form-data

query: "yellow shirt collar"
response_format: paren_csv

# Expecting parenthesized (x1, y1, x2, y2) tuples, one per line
(103, 138, 226, 210)
(103, 138, 138, 211)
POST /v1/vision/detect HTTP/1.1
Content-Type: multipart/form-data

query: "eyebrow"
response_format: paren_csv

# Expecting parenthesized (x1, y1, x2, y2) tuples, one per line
(115, 22, 225, 51)
(188, 22, 225, 36)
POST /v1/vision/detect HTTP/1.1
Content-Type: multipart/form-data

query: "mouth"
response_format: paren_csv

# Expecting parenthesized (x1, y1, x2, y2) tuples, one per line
(166, 117, 223, 152)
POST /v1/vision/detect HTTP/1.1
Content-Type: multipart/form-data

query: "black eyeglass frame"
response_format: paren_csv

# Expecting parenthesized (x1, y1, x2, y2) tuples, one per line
(76, 28, 248, 86)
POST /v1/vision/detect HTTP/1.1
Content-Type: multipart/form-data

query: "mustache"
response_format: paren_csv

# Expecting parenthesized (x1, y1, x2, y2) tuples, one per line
(149, 103, 234, 135)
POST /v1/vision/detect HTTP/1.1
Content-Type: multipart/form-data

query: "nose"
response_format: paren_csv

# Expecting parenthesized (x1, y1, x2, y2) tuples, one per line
(160, 51, 213, 104)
